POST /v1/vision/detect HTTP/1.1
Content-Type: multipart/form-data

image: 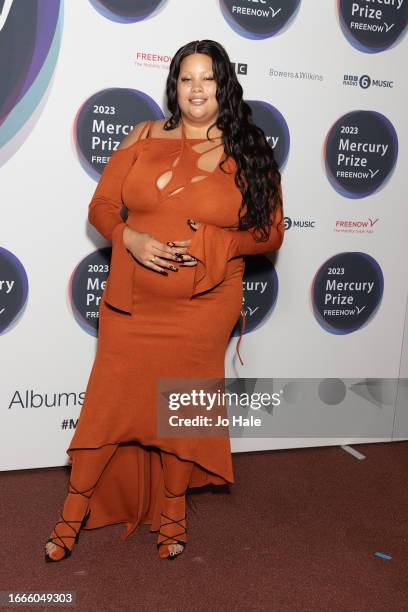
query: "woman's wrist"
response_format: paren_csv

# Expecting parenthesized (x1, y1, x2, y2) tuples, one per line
(123, 225, 137, 249)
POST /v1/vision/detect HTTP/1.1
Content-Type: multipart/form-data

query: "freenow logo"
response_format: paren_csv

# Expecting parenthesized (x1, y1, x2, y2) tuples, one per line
(74, 88, 164, 180)
(69, 249, 111, 337)
(343, 74, 394, 89)
(0, 0, 63, 165)
(135, 51, 172, 70)
(231, 255, 279, 337)
(89, 0, 168, 23)
(324, 110, 398, 198)
(339, 0, 407, 53)
(247, 100, 290, 170)
(312, 252, 384, 334)
(284, 217, 316, 230)
(334, 218, 380, 234)
(220, 0, 301, 39)
(0, 247, 29, 334)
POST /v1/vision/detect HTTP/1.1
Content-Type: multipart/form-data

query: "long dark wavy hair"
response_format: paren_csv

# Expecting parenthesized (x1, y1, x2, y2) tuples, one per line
(164, 39, 282, 240)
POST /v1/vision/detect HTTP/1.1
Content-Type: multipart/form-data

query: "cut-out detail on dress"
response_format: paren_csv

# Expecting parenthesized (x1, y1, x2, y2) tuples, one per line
(191, 139, 223, 154)
(196, 145, 224, 173)
(154, 126, 225, 202)
(156, 170, 173, 190)
(156, 155, 181, 190)
(168, 186, 185, 198)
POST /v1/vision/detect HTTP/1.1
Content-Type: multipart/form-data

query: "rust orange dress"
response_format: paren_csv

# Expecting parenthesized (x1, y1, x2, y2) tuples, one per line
(67, 120, 284, 540)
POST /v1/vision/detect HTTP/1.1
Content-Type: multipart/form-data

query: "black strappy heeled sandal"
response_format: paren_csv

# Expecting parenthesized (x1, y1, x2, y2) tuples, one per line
(157, 488, 188, 560)
(44, 481, 95, 563)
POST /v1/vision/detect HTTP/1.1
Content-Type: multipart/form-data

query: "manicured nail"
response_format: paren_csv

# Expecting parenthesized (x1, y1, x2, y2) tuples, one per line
(169, 265, 178, 272)
(187, 219, 195, 225)
(160, 270, 168, 276)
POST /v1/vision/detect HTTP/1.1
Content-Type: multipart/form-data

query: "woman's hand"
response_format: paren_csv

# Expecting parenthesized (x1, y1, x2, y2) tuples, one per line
(188, 218, 238, 232)
(123, 226, 197, 274)
(187, 219, 201, 231)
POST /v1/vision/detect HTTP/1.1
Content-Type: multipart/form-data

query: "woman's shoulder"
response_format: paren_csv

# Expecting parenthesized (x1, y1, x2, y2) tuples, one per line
(149, 118, 168, 137)
(118, 118, 179, 150)
(117, 120, 152, 150)
(149, 118, 182, 140)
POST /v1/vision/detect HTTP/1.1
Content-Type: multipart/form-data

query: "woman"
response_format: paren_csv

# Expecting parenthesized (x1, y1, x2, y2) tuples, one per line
(44, 39, 284, 562)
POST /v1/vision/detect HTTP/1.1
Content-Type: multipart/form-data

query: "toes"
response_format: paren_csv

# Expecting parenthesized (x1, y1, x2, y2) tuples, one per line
(169, 543, 183, 556)
(45, 543, 58, 560)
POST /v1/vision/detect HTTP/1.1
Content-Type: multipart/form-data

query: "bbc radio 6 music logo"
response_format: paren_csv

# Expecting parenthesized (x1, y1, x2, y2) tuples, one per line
(89, 0, 168, 23)
(343, 74, 394, 89)
(284, 216, 316, 230)
(231, 255, 279, 338)
(247, 101, 289, 170)
(74, 88, 164, 181)
(0, 247, 29, 335)
(69, 249, 111, 336)
(220, 0, 301, 39)
(312, 252, 384, 335)
(324, 110, 398, 198)
(0, 0, 63, 165)
(339, 0, 407, 53)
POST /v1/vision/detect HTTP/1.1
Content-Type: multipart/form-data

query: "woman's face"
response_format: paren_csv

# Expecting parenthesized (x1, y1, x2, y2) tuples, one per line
(176, 53, 218, 125)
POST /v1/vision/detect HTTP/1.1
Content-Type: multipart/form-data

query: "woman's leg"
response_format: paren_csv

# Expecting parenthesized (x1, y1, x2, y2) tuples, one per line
(45, 444, 118, 561)
(158, 451, 194, 558)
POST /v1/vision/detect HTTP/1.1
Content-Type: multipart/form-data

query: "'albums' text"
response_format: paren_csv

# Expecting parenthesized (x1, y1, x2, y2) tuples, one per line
(9, 390, 84, 409)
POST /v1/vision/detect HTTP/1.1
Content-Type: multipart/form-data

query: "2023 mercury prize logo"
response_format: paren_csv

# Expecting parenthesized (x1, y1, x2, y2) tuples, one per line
(69, 249, 111, 336)
(0, 247, 29, 334)
(220, 0, 301, 39)
(74, 88, 164, 180)
(339, 0, 407, 53)
(324, 110, 398, 198)
(0, 0, 63, 165)
(247, 100, 289, 170)
(231, 255, 279, 337)
(89, 0, 167, 23)
(312, 252, 384, 334)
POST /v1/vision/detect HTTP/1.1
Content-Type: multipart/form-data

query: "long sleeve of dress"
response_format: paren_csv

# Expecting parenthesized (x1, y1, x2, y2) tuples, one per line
(88, 144, 140, 314)
(188, 185, 285, 298)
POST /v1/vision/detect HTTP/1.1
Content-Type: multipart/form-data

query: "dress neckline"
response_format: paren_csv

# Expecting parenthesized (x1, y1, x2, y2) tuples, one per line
(144, 121, 223, 143)
(180, 121, 223, 143)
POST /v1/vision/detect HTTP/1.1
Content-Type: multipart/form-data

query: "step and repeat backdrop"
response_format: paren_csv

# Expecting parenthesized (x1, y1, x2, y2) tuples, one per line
(1, 0, 407, 470)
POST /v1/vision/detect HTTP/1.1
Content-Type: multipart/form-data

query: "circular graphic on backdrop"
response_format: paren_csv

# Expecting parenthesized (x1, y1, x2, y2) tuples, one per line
(0, 247, 29, 334)
(219, 0, 301, 39)
(247, 100, 289, 170)
(339, 0, 407, 53)
(0, 0, 63, 164)
(74, 88, 164, 180)
(231, 255, 279, 337)
(324, 110, 398, 198)
(312, 252, 384, 335)
(89, 0, 167, 23)
(69, 249, 111, 336)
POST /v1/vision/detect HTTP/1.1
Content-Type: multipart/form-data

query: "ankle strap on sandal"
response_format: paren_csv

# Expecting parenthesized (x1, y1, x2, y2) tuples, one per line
(68, 481, 98, 499)
(164, 486, 186, 499)
(158, 513, 187, 547)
